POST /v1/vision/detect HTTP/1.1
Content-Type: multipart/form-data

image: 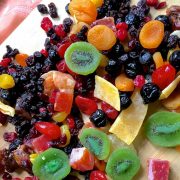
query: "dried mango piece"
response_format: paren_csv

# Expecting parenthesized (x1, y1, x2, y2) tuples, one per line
(94, 75, 120, 111)
(109, 89, 148, 145)
(0, 101, 15, 117)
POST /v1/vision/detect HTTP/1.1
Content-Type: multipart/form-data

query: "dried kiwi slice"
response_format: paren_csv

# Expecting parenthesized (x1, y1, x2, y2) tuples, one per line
(145, 111, 180, 147)
(32, 148, 70, 180)
(106, 148, 140, 180)
(79, 128, 110, 160)
(65, 42, 101, 75)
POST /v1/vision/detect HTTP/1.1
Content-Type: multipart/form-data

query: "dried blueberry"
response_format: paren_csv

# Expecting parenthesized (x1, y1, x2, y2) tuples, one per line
(90, 109, 108, 127)
(139, 50, 153, 65)
(140, 83, 161, 104)
(155, 15, 171, 29)
(37, 4, 48, 14)
(169, 50, 180, 71)
(167, 35, 179, 49)
(120, 92, 132, 110)
(105, 59, 122, 76)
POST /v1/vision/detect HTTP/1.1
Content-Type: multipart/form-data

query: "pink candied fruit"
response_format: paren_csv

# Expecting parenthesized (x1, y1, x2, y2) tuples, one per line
(148, 159, 169, 180)
(41, 17, 53, 32)
(134, 75, 145, 88)
(146, 0, 158, 6)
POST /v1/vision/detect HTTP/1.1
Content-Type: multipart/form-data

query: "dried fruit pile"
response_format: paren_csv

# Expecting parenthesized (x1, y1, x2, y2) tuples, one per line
(0, 0, 179, 179)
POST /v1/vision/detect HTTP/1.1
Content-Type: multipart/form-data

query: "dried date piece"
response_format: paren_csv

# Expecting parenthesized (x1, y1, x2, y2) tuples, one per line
(48, 2, 59, 18)
(166, 6, 180, 30)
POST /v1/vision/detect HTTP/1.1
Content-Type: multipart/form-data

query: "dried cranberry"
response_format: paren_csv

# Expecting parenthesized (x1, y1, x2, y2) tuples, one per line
(24, 177, 38, 180)
(146, 0, 158, 6)
(56, 59, 67, 73)
(75, 95, 98, 115)
(57, 42, 71, 58)
(155, 2, 167, 9)
(54, 24, 66, 38)
(0, 58, 11, 67)
(116, 28, 128, 41)
(101, 101, 118, 120)
(116, 22, 128, 29)
(134, 75, 145, 88)
(2, 172, 12, 180)
(152, 64, 176, 90)
(0, 112, 7, 125)
(66, 115, 75, 129)
(40, 49, 48, 57)
(69, 34, 79, 42)
(3, 132, 17, 143)
(41, 17, 53, 32)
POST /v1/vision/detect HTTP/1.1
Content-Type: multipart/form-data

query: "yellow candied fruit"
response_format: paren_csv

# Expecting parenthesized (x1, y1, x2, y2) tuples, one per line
(60, 125, 71, 147)
(52, 112, 68, 122)
(30, 153, 38, 163)
(0, 74, 15, 89)
(91, 0, 104, 7)
(153, 52, 164, 69)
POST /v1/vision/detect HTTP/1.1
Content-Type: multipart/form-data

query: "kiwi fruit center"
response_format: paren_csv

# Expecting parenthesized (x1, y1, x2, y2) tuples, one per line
(114, 160, 132, 174)
(44, 159, 62, 174)
(71, 51, 93, 66)
(152, 122, 180, 135)
(85, 136, 102, 156)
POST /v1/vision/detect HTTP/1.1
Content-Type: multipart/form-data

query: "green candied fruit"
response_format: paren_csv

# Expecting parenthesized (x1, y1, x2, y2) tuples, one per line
(145, 111, 180, 147)
(32, 148, 70, 180)
(106, 148, 140, 180)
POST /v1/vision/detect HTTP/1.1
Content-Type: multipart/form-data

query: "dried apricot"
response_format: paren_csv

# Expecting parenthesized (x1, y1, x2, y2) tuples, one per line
(91, 0, 104, 8)
(69, 0, 97, 24)
(153, 52, 164, 68)
(115, 74, 134, 92)
(15, 53, 28, 67)
(139, 20, 164, 49)
(87, 25, 117, 50)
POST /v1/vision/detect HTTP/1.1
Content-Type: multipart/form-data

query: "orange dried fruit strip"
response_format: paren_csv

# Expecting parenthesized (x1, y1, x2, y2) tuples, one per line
(15, 53, 28, 67)
(153, 52, 164, 68)
(69, 0, 97, 24)
(87, 25, 116, 50)
(115, 74, 134, 92)
(139, 20, 164, 49)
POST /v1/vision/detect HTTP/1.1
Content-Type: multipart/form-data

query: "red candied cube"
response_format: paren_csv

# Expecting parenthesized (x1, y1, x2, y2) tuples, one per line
(148, 159, 170, 180)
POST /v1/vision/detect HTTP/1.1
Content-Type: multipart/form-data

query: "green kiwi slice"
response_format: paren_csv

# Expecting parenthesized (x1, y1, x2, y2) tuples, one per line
(145, 111, 180, 147)
(65, 42, 101, 75)
(32, 148, 70, 180)
(106, 148, 140, 180)
(79, 128, 110, 160)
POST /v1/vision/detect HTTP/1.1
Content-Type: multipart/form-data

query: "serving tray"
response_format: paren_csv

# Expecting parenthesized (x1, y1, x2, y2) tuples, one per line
(0, 0, 179, 179)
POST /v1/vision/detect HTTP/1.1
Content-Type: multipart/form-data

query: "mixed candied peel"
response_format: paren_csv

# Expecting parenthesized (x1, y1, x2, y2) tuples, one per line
(0, 0, 179, 179)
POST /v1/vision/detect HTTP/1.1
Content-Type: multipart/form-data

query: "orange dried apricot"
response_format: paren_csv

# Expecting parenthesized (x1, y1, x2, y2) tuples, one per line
(15, 53, 28, 67)
(91, 0, 104, 8)
(115, 74, 134, 92)
(153, 52, 164, 68)
(69, 0, 97, 24)
(87, 25, 116, 50)
(139, 20, 164, 49)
